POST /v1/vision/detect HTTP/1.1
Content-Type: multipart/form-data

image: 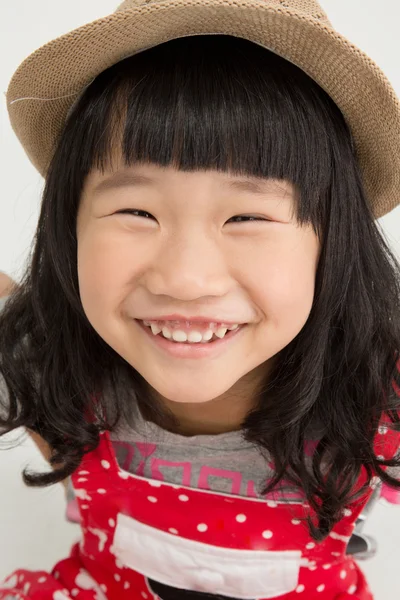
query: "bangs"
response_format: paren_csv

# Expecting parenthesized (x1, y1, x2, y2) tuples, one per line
(68, 34, 355, 232)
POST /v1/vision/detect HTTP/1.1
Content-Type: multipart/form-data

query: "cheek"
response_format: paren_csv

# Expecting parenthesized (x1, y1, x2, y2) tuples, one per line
(77, 228, 130, 315)
(253, 240, 318, 328)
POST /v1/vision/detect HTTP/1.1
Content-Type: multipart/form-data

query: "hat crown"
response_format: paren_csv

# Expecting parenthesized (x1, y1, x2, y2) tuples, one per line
(115, 0, 330, 25)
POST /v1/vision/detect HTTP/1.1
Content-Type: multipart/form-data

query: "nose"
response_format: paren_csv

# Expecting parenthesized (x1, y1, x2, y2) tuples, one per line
(143, 230, 231, 300)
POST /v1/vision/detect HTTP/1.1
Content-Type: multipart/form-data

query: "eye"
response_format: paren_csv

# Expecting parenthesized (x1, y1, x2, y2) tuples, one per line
(114, 210, 272, 223)
(227, 215, 271, 223)
(115, 209, 154, 219)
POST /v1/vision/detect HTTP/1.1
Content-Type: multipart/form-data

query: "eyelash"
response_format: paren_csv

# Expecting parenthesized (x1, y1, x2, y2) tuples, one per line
(115, 209, 271, 223)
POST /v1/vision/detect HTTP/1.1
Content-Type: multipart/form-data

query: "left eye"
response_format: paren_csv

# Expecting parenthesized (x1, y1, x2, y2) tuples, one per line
(227, 215, 270, 223)
(115, 210, 270, 223)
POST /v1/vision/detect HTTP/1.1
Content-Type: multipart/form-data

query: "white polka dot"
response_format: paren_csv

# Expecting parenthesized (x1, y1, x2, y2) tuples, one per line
(236, 514, 247, 523)
(71, 590, 80, 597)
(123, 581, 130, 589)
(347, 584, 357, 594)
(377, 455, 385, 460)
(97, 488, 106, 494)
(75, 568, 101, 590)
(292, 519, 301, 525)
(118, 471, 129, 479)
(23, 583, 31, 594)
(147, 496, 158, 503)
(343, 508, 352, 517)
(2, 574, 18, 588)
(115, 558, 124, 569)
(100, 584, 107, 592)
(296, 584, 305, 592)
(53, 592, 70, 600)
(101, 460, 110, 469)
(306, 542, 315, 549)
(114, 573, 121, 582)
(19, 575, 25, 582)
(331, 552, 341, 556)
(77, 478, 88, 483)
(108, 518, 115, 527)
(309, 565, 318, 571)
(178, 494, 189, 502)
(378, 425, 388, 435)
(74, 489, 91, 501)
(197, 523, 208, 532)
(169, 528, 179, 534)
(148, 480, 162, 487)
(262, 530, 273, 539)
(81, 504, 89, 509)
(79, 470, 90, 475)
(38, 576, 47, 583)
(340, 570, 347, 579)
(322, 564, 331, 569)
(266, 500, 277, 507)
(141, 592, 148, 598)
(317, 584, 325, 592)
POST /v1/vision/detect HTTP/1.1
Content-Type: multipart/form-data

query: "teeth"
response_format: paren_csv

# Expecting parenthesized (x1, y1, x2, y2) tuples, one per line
(142, 320, 241, 344)
(215, 327, 228, 338)
(150, 323, 162, 335)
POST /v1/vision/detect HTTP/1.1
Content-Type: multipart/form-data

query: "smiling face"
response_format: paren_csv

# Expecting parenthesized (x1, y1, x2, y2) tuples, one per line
(76, 159, 320, 433)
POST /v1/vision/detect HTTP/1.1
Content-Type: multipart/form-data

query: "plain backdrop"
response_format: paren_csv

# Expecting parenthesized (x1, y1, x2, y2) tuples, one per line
(0, 1, 399, 598)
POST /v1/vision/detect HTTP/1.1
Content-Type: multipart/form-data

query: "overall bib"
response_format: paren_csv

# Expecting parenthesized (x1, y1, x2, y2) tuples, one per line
(1, 413, 398, 600)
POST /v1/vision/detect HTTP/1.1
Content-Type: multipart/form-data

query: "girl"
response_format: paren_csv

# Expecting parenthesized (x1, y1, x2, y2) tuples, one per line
(1, 1, 400, 599)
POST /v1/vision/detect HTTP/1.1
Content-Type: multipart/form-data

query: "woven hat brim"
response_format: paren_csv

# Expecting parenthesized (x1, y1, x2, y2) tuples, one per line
(6, 0, 400, 219)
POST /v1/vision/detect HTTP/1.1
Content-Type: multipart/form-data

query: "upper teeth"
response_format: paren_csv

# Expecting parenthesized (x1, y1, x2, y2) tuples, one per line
(142, 320, 240, 343)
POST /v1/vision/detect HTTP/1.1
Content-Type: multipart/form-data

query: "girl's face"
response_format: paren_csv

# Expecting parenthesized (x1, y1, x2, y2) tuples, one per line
(77, 160, 320, 429)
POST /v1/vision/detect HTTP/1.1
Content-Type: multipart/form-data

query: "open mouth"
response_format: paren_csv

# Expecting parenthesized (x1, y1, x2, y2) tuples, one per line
(135, 318, 247, 358)
(137, 319, 243, 344)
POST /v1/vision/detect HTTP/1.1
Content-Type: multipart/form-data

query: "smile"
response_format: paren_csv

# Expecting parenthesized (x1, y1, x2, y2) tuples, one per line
(135, 319, 247, 360)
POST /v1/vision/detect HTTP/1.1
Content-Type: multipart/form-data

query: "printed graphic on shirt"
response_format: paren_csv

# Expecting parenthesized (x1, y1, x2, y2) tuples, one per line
(111, 438, 314, 502)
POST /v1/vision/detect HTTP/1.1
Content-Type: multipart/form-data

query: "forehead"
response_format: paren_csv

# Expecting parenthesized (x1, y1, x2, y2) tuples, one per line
(86, 163, 296, 200)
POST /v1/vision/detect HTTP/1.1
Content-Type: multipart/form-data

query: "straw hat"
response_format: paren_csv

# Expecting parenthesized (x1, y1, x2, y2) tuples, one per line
(5, 0, 400, 218)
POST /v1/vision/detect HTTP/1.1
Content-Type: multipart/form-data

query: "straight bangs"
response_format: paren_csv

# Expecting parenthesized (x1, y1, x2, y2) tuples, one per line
(65, 34, 355, 236)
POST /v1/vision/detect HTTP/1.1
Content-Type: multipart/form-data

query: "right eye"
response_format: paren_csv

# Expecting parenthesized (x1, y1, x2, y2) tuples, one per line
(114, 209, 154, 219)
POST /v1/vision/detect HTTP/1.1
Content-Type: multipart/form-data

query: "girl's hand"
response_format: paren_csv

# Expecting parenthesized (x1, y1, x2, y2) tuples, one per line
(0, 272, 17, 297)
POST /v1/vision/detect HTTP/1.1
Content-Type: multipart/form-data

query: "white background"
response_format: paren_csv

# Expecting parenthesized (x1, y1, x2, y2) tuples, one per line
(0, 1, 399, 598)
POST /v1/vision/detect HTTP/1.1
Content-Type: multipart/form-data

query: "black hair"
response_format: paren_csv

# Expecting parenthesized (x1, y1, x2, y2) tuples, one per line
(1, 34, 400, 543)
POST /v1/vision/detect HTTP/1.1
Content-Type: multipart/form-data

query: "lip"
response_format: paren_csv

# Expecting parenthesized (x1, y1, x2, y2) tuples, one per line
(135, 318, 247, 359)
(138, 314, 244, 325)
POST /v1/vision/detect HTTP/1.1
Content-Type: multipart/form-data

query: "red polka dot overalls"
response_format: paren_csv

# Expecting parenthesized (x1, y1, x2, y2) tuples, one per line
(1, 412, 398, 600)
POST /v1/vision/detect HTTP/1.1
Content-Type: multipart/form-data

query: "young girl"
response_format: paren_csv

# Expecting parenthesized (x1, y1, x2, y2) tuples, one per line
(1, 0, 400, 599)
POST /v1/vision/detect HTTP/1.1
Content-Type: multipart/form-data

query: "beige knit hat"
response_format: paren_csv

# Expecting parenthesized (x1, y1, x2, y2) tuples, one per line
(5, 0, 400, 219)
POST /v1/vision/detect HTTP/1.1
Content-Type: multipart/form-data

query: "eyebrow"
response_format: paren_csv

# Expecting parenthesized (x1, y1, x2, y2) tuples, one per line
(91, 171, 292, 198)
